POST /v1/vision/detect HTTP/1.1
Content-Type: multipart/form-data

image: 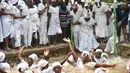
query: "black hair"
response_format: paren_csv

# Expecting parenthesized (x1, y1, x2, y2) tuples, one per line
(18, 68, 22, 72)
(33, 0, 41, 5)
(95, 2, 102, 8)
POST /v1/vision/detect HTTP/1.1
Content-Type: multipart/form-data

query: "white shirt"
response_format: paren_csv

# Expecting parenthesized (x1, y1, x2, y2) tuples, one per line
(0, 62, 10, 72)
(76, 58, 84, 69)
(94, 57, 107, 64)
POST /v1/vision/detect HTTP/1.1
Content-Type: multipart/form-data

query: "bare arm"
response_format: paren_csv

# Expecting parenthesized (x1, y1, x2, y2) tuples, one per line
(0, 68, 7, 73)
(95, 64, 116, 68)
(0, 9, 14, 16)
(18, 46, 25, 61)
(13, 15, 26, 19)
(63, 38, 78, 62)
(43, 49, 50, 61)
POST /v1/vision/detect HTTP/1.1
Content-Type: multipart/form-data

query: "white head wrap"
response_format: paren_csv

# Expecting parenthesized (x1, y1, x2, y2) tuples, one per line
(0, 51, 5, 62)
(95, 67, 107, 73)
(38, 59, 48, 68)
(95, 49, 103, 53)
(28, 53, 38, 62)
(101, 53, 108, 58)
(24, 70, 33, 73)
(95, 0, 100, 3)
(9, 0, 19, 5)
(81, 51, 89, 57)
(52, 62, 62, 68)
(85, 3, 88, 7)
(17, 62, 29, 72)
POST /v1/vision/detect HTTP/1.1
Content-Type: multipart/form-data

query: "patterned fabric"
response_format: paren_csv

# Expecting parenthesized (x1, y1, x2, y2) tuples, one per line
(59, 10, 68, 27)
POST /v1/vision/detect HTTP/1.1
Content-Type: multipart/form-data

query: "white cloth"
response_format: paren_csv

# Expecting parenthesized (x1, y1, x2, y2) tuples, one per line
(1, 1, 13, 38)
(48, 5, 62, 35)
(85, 62, 97, 69)
(17, 59, 29, 72)
(70, 10, 82, 49)
(0, 15, 3, 42)
(78, 17, 99, 52)
(38, 59, 48, 68)
(67, 2, 72, 12)
(52, 62, 62, 68)
(11, 6, 22, 47)
(0, 52, 5, 62)
(18, 0, 29, 47)
(95, 67, 107, 73)
(94, 57, 107, 64)
(38, 3, 48, 44)
(93, 4, 109, 38)
(63, 55, 74, 66)
(38, 66, 53, 73)
(0, 62, 10, 72)
(76, 58, 84, 69)
(95, 49, 102, 53)
(104, 36, 118, 54)
(108, 13, 114, 37)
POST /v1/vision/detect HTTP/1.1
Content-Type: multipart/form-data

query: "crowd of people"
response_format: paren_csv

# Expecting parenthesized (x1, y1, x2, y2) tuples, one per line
(0, 0, 130, 52)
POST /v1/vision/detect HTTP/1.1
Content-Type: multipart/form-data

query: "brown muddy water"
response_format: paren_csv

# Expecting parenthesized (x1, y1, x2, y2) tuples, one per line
(7, 54, 129, 73)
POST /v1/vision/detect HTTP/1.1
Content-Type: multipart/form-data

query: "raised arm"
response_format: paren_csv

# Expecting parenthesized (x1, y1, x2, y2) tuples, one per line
(18, 46, 25, 61)
(63, 38, 78, 62)
(95, 63, 117, 68)
(43, 49, 50, 61)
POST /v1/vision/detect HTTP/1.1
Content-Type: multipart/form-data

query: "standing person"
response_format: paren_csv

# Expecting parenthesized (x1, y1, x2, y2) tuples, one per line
(18, 0, 29, 47)
(78, 12, 99, 52)
(0, 0, 14, 51)
(69, 4, 82, 51)
(59, 1, 69, 39)
(93, 0, 110, 43)
(116, 3, 129, 43)
(27, 0, 38, 48)
(38, 0, 49, 46)
(11, 1, 26, 49)
(48, 0, 62, 44)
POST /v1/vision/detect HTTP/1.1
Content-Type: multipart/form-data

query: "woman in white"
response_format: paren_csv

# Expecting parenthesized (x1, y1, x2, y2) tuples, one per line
(69, 4, 82, 50)
(27, 0, 39, 47)
(17, 0, 29, 47)
(11, 0, 26, 48)
(38, 0, 49, 45)
(0, 0, 14, 50)
(78, 12, 99, 52)
(48, 0, 62, 44)
(93, 0, 110, 42)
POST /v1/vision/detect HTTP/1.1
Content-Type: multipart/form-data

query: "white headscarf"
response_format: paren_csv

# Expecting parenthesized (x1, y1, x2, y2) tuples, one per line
(81, 51, 89, 57)
(95, 67, 107, 73)
(17, 62, 29, 72)
(95, 49, 103, 53)
(28, 53, 38, 62)
(95, 0, 100, 3)
(52, 62, 62, 68)
(38, 59, 48, 68)
(101, 53, 108, 58)
(0, 51, 5, 62)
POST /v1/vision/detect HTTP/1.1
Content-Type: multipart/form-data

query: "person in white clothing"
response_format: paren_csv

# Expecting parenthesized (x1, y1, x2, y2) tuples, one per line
(95, 67, 107, 73)
(0, 0, 14, 51)
(48, 0, 62, 44)
(17, 0, 30, 47)
(52, 62, 65, 73)
(38, 0, 49, 45)
(93, 0, 110, 43)
(78, 12, 99, 52)
(69, 4, 82, 50)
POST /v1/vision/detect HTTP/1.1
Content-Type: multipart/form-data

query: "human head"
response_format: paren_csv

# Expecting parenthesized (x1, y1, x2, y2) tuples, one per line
(95, 49, 102, 59)
(38, 59, 49, 71)
(33, 0, 41, 5)
(51, 0, 57, 7)
(17, 62, 29, 73)
(61, 2, 67, 11)
(0, 51, 5, 62)
(27, 0, 34, 8)
(52, 62, 62, 73)
(28, 53, 38, 65)
(72, 4, 78, 13)
(81, 51, 90, 63)
(42, 0, 47, 5)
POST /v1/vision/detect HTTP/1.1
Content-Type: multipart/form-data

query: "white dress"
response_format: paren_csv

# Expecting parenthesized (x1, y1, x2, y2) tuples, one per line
(38, 3, 48, 44)
(104, 36, 118, 54)
(48, 5, 62, 35)
(1, 1, 13, 38)
(108, 13, 114, 37)
(18, 0, 29, 47)
(69, 10, 82, 49)
(93, 4, 109, 38)
(12, 6, 22, 47)
(0, 4, 3, 42)
(78, 17, 99, 52)
(27, 6, 39, 46)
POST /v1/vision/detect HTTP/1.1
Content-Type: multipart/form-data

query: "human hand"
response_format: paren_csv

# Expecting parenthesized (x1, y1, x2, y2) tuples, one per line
(117, 21, 122, 27)
(112, 64, 117, 68)
(43, 49, 50, 57)
(63, 38, 71, 43)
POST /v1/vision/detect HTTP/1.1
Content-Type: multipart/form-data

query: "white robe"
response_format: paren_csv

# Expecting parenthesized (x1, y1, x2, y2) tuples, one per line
(1, 1, 13, 38)
(0, 62, 10, 72)
(12, 6, 22, 47)
(93, 4, 109, 38)
(69, 10, 82, 49)
(38, 3, 48, 44)
(0, 4, 3, 42)
(108, 13, 114, 37)
(104, 36, 118, 54)
(18, 0, 29, 47)
(48, 5, 62, 35)
(27, 6, 39, 46)
(78, 17, 99, 52)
